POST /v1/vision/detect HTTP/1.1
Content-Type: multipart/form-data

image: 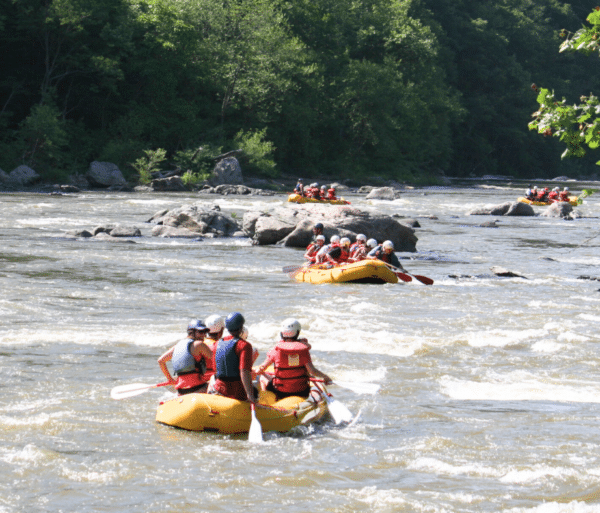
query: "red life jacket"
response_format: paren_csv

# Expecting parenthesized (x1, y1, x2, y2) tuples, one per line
(327, 189, 336, 200)
(272, 340, 311, 393)
(548, 191, 559, 200)
(559, 192, 570, 201)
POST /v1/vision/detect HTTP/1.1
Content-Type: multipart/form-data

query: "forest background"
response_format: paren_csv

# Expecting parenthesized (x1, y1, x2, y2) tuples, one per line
(2, 0, 600, 185)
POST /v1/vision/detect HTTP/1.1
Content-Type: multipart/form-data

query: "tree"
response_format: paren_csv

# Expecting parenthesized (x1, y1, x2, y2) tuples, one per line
(529, 7, 600, 165)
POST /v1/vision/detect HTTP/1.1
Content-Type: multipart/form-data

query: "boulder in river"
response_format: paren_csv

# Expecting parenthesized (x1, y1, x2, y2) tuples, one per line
(540, 202, 578, 219)
(243, 204, 418, 251)
(148, 203, 242, 238)
(8, 165, 40, 186)
(366, 187, 399, 200)
(87, 161, 127, 188)
(467, 201, 535, 216)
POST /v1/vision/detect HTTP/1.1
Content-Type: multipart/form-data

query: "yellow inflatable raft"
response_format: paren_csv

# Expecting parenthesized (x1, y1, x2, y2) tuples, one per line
(156, 390, 328, 433)
(517, 196, 578, 207)
(287, 193, 350, 205)
(292, 259, 399, 284)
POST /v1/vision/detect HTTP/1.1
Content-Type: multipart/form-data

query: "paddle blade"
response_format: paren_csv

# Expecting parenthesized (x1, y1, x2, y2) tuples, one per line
(412, 274, 434, 285)
(327, 397, 354, 424)
(395, 272, 412, 282)
(110, 383, 155, 400)
(334, 381, 380, 395)
(282, 265, 302, 274)
(248, 404, 263, 443)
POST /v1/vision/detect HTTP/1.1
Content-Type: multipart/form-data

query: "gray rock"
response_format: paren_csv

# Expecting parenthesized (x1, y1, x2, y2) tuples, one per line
(109, 225, 142, 237)
(87, 161, 127, 188)
(211, 157, 243, 185)
(0, 168, 9, 182)
(468, 202, 534, 216)
(151, 225, 204, 238)
(366, 187, 398, 200)
(490, 266, 528, 279)
(65, 229, 93, 238)
(150, 176, 186, 191)
(541, 202, 573, 219)
(9, 165, 40, 186)
(149, 203, 243, 238)
(243, 204, 418, 251)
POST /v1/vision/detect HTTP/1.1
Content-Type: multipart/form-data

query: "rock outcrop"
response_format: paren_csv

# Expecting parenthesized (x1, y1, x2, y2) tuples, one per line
(86, 162, 127, 188)
(467, 202, 535, 216)
(243, 204, 418, 251)
(148, 203, 244, 238)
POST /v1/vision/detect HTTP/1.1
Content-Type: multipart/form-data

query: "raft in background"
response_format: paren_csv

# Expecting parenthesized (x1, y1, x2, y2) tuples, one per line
(287, 193, 350, 205)
(517, 196, 578, 207)
(292, 259, 399, 284)
(156, 389, 328, 433)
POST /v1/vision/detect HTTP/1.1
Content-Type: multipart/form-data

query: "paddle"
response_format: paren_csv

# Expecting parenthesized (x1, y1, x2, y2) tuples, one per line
(384, 263, 434, 285)
(311, 378, 380, 395)
(110, 381, 171, 400)
(282, 264, 303, 274)
(315, 382, 353, 424)
(248, 403, 264, 443)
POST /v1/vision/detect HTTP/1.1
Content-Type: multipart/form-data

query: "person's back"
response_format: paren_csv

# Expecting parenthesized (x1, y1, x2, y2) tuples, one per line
(211, 312, 257, 403)
(257, 319, 331, 400)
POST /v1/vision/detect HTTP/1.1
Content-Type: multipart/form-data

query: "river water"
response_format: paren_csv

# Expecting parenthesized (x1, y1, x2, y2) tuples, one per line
(1, 183, 600, 512)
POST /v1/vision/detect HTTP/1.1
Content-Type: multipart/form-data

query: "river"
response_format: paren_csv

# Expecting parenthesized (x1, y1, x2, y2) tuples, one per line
(1, 183, 599, 512)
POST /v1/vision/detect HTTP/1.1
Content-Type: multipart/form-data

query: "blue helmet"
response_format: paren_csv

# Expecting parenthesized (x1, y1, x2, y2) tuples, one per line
(188, 319, 208, 332)
(225, 312, 245, 333)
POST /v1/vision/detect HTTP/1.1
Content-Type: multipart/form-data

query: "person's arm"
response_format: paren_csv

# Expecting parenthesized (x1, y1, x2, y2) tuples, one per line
(306, 362, 332, 385)
(157, 347, 177, 384)
(255, 356, 274, 376)
(239, 342, 257, 403)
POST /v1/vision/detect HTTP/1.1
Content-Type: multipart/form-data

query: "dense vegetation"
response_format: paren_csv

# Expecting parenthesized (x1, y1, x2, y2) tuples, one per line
(1, 0, 600, 184)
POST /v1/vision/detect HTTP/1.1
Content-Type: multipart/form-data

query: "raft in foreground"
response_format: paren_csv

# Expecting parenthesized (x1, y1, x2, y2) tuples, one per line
(517, 196, 578, 207)
(287, 193, 350, 205)
(292, 259, 399, 284)
(156, 390, 328, 433)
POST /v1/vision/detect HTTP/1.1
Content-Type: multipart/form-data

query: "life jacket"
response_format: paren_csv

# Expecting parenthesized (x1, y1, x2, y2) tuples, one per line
(172, 338, 207, 390)
(351, 245, 366, 261)
(327, 188, 336, 200)
(548, 191, 559, 200)
(272, 339, 311, 393)
(559, 191, 570, 201)
(215, 336, 241, 381)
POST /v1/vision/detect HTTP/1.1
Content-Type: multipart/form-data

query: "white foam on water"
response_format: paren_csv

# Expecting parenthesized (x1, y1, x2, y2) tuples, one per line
(499, 465, 579, 485)
(464, 328, 542, 348)
(440, 375, 600, 403)
(407, 456, 502, 478)
(578, 313, 600, 322)
(504, 501, 600, 513)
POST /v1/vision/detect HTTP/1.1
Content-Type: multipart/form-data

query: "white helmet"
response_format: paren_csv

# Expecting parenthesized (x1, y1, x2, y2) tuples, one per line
(356, 234, 367, 242)
(316, 234, 326, 243)
(367, 238, 378, 248)
(382, 240, 394, 250)
(340, 237, 351, 248)
(281, 318, 301, 338)
(330, 235, 340, 244)
(564, 187, 569, 191)
(205, 314, 225, 334)
(321, 185, 327, 190)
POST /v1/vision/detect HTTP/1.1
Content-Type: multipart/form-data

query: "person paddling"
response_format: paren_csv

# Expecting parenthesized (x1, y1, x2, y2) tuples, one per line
(368, 240, 405, 271)
(305, 234, 325, 263)
(157, 319, 212, 395)
(256, 318, 332, 401)
(209, 312, 258, 404)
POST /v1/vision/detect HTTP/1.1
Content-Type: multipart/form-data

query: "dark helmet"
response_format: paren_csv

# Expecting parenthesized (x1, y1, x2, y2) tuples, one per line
(188, 319, 208, 332)
(314, 222, 324, 231)
(225, 312, 245, 333)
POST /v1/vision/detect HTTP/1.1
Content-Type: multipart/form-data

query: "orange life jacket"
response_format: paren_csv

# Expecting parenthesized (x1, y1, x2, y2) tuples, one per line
(272, 340, 311, 393)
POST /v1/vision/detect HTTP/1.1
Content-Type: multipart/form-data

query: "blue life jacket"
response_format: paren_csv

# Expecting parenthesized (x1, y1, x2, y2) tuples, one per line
(172, 338, 206, 376)
(215, 337, 240, 380)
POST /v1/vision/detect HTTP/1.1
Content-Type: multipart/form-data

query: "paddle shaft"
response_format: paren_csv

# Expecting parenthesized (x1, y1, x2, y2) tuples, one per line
(384, 262, 433, 285)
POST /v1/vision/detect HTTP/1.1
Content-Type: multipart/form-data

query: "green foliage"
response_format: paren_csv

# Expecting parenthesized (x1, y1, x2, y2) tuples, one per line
(130, 148, 167, 184)
(530, 7, 600, 168)
(234, 129, 277, 177)
(173, 145, 222, 182)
